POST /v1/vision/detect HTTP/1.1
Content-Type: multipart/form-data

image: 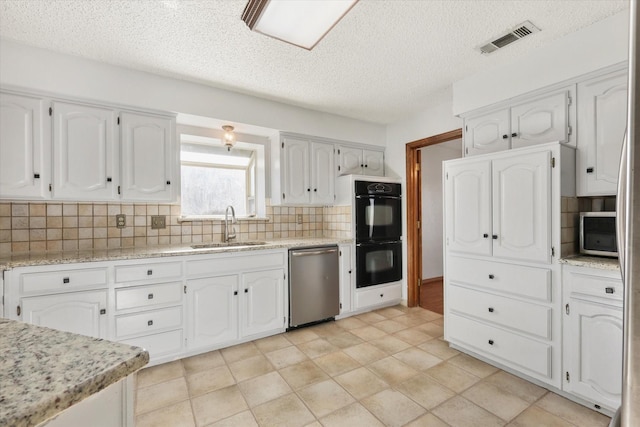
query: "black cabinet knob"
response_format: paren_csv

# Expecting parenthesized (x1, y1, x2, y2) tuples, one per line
(502, 134, 508, 139)
(34, 173, 40, 179)
(148, 293, 154, 299)
(147, 270, 153, 275)
(483, 233, 489, 238)
(106, 177, 112, 182)
(488, 339, 494, 345)
(365, 164, 368, 168)
(489, 274, 495, 279)
(245, 289, 249, 293)
(511, 133, 517, 137)
(307, 188, 311, 192)
(234, 291, 238, 296)
(361, 164, 364, 167)
(63, 277, 70, 284)
(492, 235, 498, 240)
(147, 320, 153, 326)
(488, 307, 494, 313)
(166, 180, 171, 185)
(586, 167, 594, 173)
(605, 287, 615, 294)
(314, 189, 317, 192)
(380, 294, 384, 298)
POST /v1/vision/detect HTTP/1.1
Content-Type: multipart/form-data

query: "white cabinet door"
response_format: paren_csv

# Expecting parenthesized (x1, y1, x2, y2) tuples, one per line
(444, 159, 492, 256)
(282, 137, 310, 204)
(310, 142, 334, 204)
(0, 92, 48, 199)
(21, 290, 108, 338)
(511, 90, 572, 149)
(463, 109, 510, 156)
(120, 112, 174, 201)
(241, 269, 285, 337)
(337, 146, 363, 176)
(339, 244, 353, 314)
(566, 299, 622, 411)
(363, 150, 384, 176)
(492, 150, 551, 263)
(52, 101, 117, 200)
(577, 70, 628, 196)
(187, 275, 239, 349)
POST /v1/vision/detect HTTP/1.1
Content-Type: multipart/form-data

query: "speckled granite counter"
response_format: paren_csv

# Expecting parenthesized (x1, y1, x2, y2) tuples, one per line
(0, 238, 352, 270)
(0, 318, 149, 427)
(559, 255, 621, 270)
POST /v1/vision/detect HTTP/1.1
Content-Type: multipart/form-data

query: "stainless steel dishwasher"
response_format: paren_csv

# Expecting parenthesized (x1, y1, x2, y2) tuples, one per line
(288, 245, 340, 328)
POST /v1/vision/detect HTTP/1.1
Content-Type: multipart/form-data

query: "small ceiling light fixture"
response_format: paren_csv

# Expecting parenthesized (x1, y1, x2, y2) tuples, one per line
(222, 125, 236, 151)
(241, 0, 358, 50)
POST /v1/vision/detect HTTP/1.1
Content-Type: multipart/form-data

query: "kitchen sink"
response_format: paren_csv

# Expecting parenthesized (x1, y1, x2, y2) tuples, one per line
(190, 241, 268, 249)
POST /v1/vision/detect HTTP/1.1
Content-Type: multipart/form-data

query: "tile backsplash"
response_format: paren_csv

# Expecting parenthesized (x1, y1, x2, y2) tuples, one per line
(0, 201, 353, 254)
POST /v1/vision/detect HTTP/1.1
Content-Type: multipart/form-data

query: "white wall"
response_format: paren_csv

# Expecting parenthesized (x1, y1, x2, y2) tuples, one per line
(420, 140, 461, 279)
(385, 97, 463, 300)
(0, 40, 386, 146)
(453, 9, 629, 115)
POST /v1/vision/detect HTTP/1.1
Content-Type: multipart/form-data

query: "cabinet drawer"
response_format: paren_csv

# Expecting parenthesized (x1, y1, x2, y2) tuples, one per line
(115, 306, 182, 339)
(448, 285, 551, 339)
(355, 283, 401, 309)
(115, 261, 182, 283)
(448, 313, 552, 379)
(120, 329, 183, 360)
(447, 257, 551, 302)
(565, 267, 623, 303)
(20, 268, 107, 294)
(115, 282, 183, 311)
(187, 251, 285, 277)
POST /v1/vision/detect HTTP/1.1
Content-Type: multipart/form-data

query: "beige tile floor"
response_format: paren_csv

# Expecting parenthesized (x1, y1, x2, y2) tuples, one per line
(135, 305, 611, 427)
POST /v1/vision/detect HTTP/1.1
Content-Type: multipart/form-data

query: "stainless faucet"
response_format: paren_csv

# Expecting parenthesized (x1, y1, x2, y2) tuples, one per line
(224, 205, 237, 242)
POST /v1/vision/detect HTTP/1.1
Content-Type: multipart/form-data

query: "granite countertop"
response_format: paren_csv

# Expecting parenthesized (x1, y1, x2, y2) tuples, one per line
(0, 318, 149, 427)
(559, 254, 621, 270)
(0, 237, 353, 270)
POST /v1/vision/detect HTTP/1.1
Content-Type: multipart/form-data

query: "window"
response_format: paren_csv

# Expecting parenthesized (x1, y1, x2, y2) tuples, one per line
(181, 142, 256, 217)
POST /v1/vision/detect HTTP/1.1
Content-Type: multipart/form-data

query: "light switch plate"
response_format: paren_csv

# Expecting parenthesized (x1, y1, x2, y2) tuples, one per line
(151, 215, 166, 229)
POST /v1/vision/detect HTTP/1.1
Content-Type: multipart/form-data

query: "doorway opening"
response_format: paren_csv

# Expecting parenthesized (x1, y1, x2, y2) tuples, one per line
(405, 129, 462, 310)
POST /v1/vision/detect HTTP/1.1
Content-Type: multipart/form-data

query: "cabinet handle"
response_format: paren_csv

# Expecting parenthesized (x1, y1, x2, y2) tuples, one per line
(166, 180, 171, 185)
(483, 233, 489, 238)
(361, 164, 364, 168)
(148, 293, 154, 299)
(492, 235, 498, 239)
(106, 177, 112, 182)
(17, 306, 21, 316)
(307, 188, 311, 192)
(586, 167, 594, 173)
(245, 288, 249, 293)
(380, 293, 384, 298)
(234, 291, 238, 296)
(348, 270, 352, 274)
(147, 320, 153, 326)
(100, 309, 106, 315)
(488, 274, 495, 279)
(365, 164, 368, 168)
(314, 188, 317, 192)
(605, 287, 615, 294)
(63, 277, 70, 284)
(488, 307, 494, 313)
(34, 173, 40, 179)
(488, 339, 494, 345)
(511, 133, 517, 137)
(502, 134, 508, 139)
(147, 269, 153, 276)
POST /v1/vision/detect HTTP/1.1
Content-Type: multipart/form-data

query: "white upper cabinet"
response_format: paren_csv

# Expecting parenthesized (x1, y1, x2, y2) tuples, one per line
(444, 146, 552, 263)
(281, 136, 334, 205)
(511, 90, 573, 149)
(52, 101, 118, 200)
(444, 159, 492, 256)
(120, 112, 174, 201)
(463, 87, 575, 156)
(337, 146, 384, 176)
(0, 92, 48, 199)
(491, 150, 551, 263)
(463, 109, 510, 156)
(577, 69, 628, 196)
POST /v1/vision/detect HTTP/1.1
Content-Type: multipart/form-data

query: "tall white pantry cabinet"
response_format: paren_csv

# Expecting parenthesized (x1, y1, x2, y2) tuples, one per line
(443, 142, 575, 389)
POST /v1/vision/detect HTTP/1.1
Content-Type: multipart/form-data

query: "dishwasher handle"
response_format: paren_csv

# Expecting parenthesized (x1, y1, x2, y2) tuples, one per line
(291, 248, 338, 257)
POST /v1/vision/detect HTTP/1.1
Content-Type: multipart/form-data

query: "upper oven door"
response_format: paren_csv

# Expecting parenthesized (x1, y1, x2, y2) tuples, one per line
(355, 195, 402, 241)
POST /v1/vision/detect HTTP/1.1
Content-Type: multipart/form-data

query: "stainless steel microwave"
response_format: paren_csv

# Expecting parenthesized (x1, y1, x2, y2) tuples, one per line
(580, 212, 618, 257)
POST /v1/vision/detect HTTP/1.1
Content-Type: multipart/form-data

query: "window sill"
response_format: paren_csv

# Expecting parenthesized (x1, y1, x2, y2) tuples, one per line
(178, 215, 270, 223)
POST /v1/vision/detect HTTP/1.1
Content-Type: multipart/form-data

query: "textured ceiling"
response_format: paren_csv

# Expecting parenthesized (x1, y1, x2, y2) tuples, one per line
(0, 0, 629, 124)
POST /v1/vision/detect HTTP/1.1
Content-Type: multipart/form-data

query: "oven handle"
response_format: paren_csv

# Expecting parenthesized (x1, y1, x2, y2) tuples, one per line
(356, 241, 401, 247)
(355, 195, 401, 200)
(291, 248, 338, 257)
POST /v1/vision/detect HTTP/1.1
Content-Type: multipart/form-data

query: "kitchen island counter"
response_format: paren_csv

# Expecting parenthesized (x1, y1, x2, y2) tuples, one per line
(0, 318, 148, 427)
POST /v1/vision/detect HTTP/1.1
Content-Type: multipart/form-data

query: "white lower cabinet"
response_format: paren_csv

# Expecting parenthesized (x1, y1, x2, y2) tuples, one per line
(562, 265, 623, 413)
(355, 282, 402, 310)
(338, 244, 353, 315)
(21, 290, 108, 338)
(186, 275, 239, 350)
(241, 269, 285, 337)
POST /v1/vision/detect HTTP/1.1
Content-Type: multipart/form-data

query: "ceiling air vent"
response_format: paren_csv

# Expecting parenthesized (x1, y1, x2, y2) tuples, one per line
(478, 21, 540, 54)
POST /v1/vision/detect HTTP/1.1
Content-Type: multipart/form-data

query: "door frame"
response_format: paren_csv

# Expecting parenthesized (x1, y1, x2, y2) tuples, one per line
(405, 128, 462, 307)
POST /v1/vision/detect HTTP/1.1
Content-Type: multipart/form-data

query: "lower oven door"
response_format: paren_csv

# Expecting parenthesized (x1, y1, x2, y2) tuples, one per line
(356, 241, 402, 288)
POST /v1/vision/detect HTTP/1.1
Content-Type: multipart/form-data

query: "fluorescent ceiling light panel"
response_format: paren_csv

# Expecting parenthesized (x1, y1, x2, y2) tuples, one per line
(243, 0, 358, 50)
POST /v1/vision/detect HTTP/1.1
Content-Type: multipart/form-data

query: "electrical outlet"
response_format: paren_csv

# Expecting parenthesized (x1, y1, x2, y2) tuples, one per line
(297, 214, 303, 224)
(116, 214, 126, 229)
(151, 215, 166, 229)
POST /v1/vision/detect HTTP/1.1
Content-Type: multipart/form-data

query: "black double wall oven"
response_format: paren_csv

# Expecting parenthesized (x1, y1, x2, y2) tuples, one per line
(354, 180, 402, 288)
